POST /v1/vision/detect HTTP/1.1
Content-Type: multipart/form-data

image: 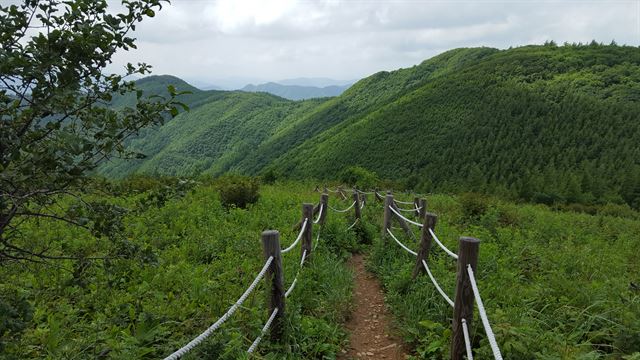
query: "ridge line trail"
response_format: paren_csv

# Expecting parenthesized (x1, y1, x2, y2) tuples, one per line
(339, 254, 409, 360)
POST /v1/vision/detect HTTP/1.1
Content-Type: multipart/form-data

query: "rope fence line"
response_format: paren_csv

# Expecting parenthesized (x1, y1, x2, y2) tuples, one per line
(376, 190, 503, 359)
(285, 250, 308, 298)
(313, 204, 324, 224)
(347, 218, 360, 230)
(461, 319, 474, 360)
(421, 260, 454, 307)
(394, 199, 414, 205)
(467, 265, 503, 360)
(389, 205, 424, 227)
(395, 205, 421, 213)
(428, 228, 459, 260)
(163, 256, 274, 360)
(247, 308, 279, 354)
(282, 218, 308, 254)
(328, 200, 357, 213)
(387, 228, 417, 256)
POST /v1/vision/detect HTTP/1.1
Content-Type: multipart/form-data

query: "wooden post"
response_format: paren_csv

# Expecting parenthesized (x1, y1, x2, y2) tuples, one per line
(360, 193, 367, 207)
(451, 237, 480, 360)
(413, 197, 420, 217)
(319, 192, 328, 225)
(353, 188, 361, 220)
(301, 203, 314, 261)
(419, 198, 427, 219)
(412, 213, 437, 279)
(382, 193, 393, 239)
(261, 230, 285, 340)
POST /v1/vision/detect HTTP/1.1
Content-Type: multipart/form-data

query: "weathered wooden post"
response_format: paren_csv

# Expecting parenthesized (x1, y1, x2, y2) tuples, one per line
(319, 192, 329, 225)
(301, 203, 314, 261)
(412, 213, 437, 279)
(451, 237, 480, 360)
(261, 230, 285, 340)
(419, 198, 427, 219)
(414, 197, 421, 217)
(353, 188, 361, 220)
(382, 193, 393, 239)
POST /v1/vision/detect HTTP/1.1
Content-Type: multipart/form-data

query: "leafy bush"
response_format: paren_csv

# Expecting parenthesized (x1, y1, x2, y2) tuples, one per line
(215, 175, 261, 209)
(339, 166, 379, 190)
(459, 192, 489, 221)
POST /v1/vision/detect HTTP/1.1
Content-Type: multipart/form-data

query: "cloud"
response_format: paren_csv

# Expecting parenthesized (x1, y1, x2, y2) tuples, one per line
(105, 0, 640, 88)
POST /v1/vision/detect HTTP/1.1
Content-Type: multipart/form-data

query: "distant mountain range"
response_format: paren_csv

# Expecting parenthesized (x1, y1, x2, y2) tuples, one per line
(100, 44, 640, 208)
(241, 82, 351, 100)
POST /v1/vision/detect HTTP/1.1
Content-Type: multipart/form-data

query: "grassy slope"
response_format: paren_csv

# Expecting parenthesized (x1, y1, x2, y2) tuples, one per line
(366, 192, 640, 359)
(0, 183, 360, 359)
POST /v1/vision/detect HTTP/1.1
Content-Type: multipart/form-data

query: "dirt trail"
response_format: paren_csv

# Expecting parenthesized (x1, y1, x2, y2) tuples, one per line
(339, 254, 409, 360)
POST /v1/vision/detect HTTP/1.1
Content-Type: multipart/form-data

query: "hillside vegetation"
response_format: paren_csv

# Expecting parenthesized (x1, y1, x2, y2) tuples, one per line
(100, 44, 640, 210)
(2, 182, 638, 358)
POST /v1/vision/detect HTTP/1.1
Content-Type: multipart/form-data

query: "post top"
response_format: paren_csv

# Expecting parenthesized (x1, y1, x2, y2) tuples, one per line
(459, 236, 480, 243)
(262, 230, 280, 237)
(425, 212, 438, 218)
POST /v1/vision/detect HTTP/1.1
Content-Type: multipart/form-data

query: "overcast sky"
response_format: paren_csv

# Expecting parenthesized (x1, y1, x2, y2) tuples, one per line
(106, 0, 640, 88)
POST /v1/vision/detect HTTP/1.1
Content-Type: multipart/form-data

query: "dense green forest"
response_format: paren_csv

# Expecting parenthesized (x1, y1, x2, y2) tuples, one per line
(100, 44, 640, 210)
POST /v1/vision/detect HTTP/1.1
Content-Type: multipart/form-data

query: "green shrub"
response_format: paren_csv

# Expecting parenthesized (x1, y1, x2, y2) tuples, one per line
(215, 175, 260, 209)
(459, 192, 489, 221)
(339, 166, 378, 190)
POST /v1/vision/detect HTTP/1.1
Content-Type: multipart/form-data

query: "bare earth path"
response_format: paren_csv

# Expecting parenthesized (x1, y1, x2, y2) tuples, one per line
(339, 254, 409, 360)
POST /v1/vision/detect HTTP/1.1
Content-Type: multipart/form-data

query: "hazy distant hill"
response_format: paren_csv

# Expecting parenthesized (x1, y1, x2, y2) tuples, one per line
(241, 82, 351, 100)
(100, 44, 640, 208)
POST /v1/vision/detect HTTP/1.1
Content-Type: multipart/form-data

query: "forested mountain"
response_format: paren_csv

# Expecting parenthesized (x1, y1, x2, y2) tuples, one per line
(241, 82, 350, 100)
(100, 44, 640, 208)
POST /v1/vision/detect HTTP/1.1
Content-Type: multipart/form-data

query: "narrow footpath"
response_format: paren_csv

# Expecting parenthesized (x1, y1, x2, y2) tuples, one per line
(339, 254, 409, 360)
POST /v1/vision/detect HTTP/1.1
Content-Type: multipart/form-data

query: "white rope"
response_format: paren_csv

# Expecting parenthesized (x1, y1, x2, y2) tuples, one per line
(313, 231, 320, 251)
(428, 228, 459, 260)
(421, 260, 454, 307)
(395, 206, 420, 213)
(462, 318, 474, 360)
(360, 200, 365, 209)
(285, 250, 307, 298)
(389, 206, 423, 227)
(313, 204, 324, 224)
(386, 228, 417, 256)
(247, 307, 279, 354)
(282, 219, 308, 253)
(347, 218, 359, 230)
(395, 199, 414, 205)
(163, 256, 274, 360)
(328, 201, 356, 213)
(467, 265, 503, 360)
(357, 190, 375, 195)
(415, 205, 422, 212)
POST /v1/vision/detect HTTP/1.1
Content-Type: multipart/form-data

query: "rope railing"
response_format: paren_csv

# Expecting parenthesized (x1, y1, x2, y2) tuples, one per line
(247, 308, 279, 354)
(428, 228, 459, 260)
(347, 218, 360, 230)
(389, 205, 424, 228)
(386, 228, 417, 256)
(467, 265, 503, 360)
(328, 200, 357, 213)
(395, 205, 420, 213)
(461, 318, 474, 360)
(282, 218, 308, 253)
(163, 256, 275, 360)
(285, 250, 307, 298)
(421, 259, 454, 307)
(313, 204, 324, 224)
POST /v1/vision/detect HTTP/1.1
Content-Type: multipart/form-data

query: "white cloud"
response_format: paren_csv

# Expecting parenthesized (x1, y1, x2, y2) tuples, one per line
(105, 0, 640, 88)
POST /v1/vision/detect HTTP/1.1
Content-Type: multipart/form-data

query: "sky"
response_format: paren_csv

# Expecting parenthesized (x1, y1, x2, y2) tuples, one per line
(104, 0, 640, 89)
